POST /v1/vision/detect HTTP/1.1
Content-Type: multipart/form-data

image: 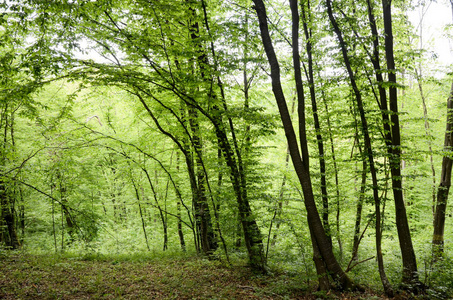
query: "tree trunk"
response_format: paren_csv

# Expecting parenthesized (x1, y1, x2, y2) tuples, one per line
(143, 168, 169, 251)
(252, 0, 356, 290)
(214, 120, 266, 271)
(352, 158, 366, 262)
(188, 105, 217, 255)
(300, 0, 331, 245)
(432, 81, 453, 257)
(176, 152, 186, 252)
(58, 174, 75, 243)
(0, 182, 20, 249)
(132, 180, 150, 251)
(192, 1, 266, 270)
(382, 0, 421, 290)
(326, 0, 392, 294)
(0, 104, 20, 249)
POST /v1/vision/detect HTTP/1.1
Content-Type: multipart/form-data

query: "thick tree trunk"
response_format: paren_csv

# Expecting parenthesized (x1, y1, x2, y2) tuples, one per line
(252, 0, 356, 290)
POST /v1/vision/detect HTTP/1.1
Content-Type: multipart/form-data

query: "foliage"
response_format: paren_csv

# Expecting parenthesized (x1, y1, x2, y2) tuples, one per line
(0, 0, 453, 296)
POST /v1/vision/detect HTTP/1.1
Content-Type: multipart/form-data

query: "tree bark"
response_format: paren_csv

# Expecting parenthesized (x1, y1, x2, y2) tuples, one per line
(193, 1, 266, 270)
(432, 81, 453, 257)
(382, 0, 421, 290)
(300, 0, 331, 245)
(293, 0, 330, 287)
(0, 183, 20, 249)
(326, 0, 392, 294)
(352, 157, 366, 262)
(0, 104, 20, 249)
(252, 0, 356, 290)
(188, 105, 217, 255)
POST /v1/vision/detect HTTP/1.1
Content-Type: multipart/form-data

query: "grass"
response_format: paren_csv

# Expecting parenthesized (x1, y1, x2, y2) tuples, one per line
(0, 251, 431, 299)
(0, 251, 309, 299)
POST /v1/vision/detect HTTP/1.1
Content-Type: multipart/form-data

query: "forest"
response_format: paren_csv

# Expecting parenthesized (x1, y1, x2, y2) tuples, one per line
(1, 0, 453, 298)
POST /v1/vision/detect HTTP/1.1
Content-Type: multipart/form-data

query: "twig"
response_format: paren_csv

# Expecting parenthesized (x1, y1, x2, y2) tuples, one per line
(346, 256, 375, 273)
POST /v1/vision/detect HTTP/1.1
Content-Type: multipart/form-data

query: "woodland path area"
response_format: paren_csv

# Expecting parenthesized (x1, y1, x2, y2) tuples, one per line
(0, 253, 407, 300)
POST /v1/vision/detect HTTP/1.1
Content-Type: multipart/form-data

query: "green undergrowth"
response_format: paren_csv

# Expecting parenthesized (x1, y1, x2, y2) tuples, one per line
(0, 250, 446, 299)
(0, 251, 313, 299)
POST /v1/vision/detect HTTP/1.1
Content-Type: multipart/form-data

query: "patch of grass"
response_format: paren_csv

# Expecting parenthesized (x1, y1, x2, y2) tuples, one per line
(1, 252, 301, 299)
(0, 251, 443, 299)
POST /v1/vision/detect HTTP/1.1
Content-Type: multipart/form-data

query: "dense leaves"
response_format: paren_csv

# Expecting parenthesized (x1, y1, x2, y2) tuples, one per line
(1, 0, 453, 297)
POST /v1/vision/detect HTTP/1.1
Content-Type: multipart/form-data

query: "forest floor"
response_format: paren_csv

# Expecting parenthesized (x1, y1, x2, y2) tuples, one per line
(0, 252, 427, 299)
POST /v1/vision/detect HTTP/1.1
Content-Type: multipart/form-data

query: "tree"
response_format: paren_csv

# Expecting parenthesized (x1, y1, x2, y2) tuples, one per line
(432, 0, 453, 260)
(17, 0, 269, 269)
(433, 80, 453, 257)
(381, 0, 422, 290)
(252, 0, 357, 290)
(325, 0, 392, 294)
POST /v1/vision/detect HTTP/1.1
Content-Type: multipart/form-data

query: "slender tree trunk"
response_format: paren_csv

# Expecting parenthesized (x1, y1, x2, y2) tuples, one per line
(188, 105, 217, 255)
(131, 178, 150, 251)
(352, 157, 367, 262)
(52, 188, 57, 253)
(193, 1, 266, 270)
(253, 0, 356, 290)
(292, 0, 331, 287)
(56, 170, 75, 244)
(432, 2, 453, 258)
(412, 5, 436, 213)
(0, 105, 20, 249)
(268, 95, 293, 251)
(268, 97, 296, 251)
(415, 69, 437, 213)
(175, 152, 186, 252)
(326, 0, 392, 294)
(382, 0, 421, 290)
(300, 0, 331, 245)
(269, 142, 290, 249)
(318, 77, 343, 258)
(18, 187, 25, 244)
(432, 81, 453, 257)
(138, 192, 151, 251)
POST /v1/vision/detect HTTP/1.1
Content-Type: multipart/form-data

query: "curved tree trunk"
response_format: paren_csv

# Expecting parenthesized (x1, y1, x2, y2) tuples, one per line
(381, 0, 421, 291)
(194, 1, 266, 271)
(300, 0, 331, 246)
(252, 0, 356, 290)
(326, 0, 392, 295)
